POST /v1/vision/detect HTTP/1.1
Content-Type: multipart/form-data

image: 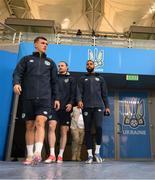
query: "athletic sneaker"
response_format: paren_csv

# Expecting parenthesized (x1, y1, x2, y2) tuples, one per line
(94, 154, 102, 163)
(31, 154, 42, 165)
(57, 155, 63, 163)
(85, 156, 93, 164)
(23, 157, 33, 165)
(44, 155, 56, 163)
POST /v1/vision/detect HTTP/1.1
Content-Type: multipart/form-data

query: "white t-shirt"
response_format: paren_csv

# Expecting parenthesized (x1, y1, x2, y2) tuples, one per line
(71, 107, 84, 129)
(77, 111, 84, 129)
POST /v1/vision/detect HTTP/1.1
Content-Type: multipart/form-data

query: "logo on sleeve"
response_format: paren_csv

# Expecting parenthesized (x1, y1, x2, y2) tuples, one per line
(43, 111, 48, 115)
(49, 115, 53, 119)
(84, 111, 88, 116)
(22, 113, 26, 118)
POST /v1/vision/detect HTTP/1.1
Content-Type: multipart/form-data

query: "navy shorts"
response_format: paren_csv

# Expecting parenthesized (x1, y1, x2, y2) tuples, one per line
(56, 109, 71, 126)
(48, 109, 57, 121)
(22, 99, 51, 121)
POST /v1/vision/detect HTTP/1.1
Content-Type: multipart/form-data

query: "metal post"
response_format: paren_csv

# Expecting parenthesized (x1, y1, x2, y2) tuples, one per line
(12, 32, 16, 44)
(18, 32, 22, 44)
(5, 94, 19, 161)
(56, 34, 60, 44)
(92, 36, 96, 46)
(128, 38, 132, 48)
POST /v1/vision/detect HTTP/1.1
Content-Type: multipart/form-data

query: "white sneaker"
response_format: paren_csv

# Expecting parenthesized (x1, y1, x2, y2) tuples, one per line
(44, 155, 56, 163)
(31, 154, 42, 165)
(94, 154, 102, 163)
(85, 156, 93, 164)
(57, 155, 63, 163)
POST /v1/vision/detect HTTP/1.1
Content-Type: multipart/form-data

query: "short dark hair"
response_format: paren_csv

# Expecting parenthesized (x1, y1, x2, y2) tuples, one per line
(59, 61, 68, 67)
(87, 60, 94, 64)
(34, 36, 47, 43)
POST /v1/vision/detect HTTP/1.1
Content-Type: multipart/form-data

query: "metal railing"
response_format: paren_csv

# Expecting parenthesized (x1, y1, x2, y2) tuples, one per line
(0, 22, 17, 43)
(13, 32, 155, 49)
(1, 29, 155, 50)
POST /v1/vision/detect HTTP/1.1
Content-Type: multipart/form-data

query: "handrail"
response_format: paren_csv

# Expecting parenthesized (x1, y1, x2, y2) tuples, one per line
(0, 22, 16, 32)
(1, 31, 155, 49)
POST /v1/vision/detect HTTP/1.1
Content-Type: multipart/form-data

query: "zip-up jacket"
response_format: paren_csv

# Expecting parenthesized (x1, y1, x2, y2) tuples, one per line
(57, 73, 76, 110)
(77, 73, 109, 108)
(13, 52, 59, 101)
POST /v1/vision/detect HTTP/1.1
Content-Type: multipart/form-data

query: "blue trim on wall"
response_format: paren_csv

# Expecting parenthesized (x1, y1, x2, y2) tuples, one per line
(18, 42, 155, 75)
(0, 50, 17, 160)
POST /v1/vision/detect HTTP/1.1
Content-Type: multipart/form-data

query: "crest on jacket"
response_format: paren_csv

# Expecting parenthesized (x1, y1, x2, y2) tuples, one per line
(64, 78, 69, 83)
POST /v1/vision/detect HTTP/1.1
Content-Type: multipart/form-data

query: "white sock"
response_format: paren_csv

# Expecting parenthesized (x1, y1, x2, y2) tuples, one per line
(50, 147, 55, 156)
(87, 149, 93, 157)
(58, 149, 64, 157)
(95, 145, 100, 154)
(34, 142, 43, 155)
(26, 144, 34, 157)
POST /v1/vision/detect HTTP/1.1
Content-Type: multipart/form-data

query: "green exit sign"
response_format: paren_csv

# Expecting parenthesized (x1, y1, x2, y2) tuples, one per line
(126, 75, 139, 81)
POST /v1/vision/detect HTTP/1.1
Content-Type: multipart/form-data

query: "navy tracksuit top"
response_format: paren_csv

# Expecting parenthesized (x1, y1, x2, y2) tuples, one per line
(77, 73, 109, 108)
(13, 52, 58, 101)
(57, 73, 76, 110)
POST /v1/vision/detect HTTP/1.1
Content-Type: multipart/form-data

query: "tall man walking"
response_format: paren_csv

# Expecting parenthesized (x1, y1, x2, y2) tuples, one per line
(77, 60, 110, 164)
(13, 36, 60, 165)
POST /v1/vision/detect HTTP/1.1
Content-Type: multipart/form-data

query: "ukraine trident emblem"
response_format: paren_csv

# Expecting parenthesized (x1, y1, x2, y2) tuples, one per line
(123, 98, 144, 128)
(88, 48, 104, 68)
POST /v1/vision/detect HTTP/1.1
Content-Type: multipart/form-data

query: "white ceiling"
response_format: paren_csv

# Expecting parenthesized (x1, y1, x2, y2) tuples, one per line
(1, 0, 155, 33)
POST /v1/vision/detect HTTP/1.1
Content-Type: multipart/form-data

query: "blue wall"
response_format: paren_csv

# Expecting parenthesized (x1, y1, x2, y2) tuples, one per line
(18, 42, 155, 75)
(0, 50, 17, 160)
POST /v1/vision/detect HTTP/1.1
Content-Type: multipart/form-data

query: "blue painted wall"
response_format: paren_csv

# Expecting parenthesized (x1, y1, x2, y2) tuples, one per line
(18, 42, 155, 75)
(101, 94, 115, 159)
(0, 50, 17, 160)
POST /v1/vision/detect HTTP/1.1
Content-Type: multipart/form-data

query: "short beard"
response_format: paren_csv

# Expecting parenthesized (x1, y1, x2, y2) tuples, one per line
(87, 68, 94, 73)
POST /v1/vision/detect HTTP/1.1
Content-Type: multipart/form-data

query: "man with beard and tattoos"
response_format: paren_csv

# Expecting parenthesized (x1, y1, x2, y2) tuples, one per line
(77, 60, 110, 164)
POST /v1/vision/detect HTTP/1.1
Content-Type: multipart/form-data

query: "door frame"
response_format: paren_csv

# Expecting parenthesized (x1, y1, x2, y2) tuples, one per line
(114, 89, 153, 160)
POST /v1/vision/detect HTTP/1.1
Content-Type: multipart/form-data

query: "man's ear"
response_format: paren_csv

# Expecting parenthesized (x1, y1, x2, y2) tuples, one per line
(34, 42, 37, 49)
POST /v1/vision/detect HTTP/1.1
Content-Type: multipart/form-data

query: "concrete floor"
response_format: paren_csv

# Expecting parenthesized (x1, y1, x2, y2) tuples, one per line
(0, 160, 155, 179)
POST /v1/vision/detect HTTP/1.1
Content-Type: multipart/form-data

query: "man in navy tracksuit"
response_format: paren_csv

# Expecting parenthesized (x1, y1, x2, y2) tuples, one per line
(77, 60, 110, 164)
(13, 36, 60, 165)
(45, 61, 76, 163)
